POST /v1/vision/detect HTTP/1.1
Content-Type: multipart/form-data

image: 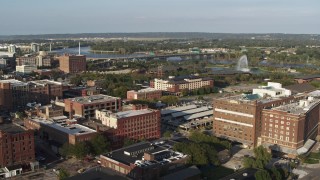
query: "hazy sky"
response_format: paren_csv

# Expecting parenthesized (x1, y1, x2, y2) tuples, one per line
(1, 0, 320, 35)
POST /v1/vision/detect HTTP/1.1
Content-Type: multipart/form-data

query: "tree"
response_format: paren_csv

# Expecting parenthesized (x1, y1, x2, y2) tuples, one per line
(271, 167, 282, 180)
(123, 138, 136, 147)
(255, 170, 271, 180)
(60, 143, 73, 158)
(253, 146, 272, 167)
(58, 168, 70, 180)
(163, 130, 172, 139)
(160, 96, 179, 105)
(90, 134, 110, 155)
(73, 142, 90, 159)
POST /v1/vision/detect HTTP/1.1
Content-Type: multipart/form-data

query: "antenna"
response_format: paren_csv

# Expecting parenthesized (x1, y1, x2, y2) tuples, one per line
(79, 41, 81, 55)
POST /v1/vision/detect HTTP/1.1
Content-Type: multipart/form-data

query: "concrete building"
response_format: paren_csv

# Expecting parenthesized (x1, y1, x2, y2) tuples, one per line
(100, 141, 188, 179)
(24, 117, 97, 145)
(0, 123, 35, 168)
(259, 96, 320, 157)
(95, 109, 161, 146)
(127, 88, 162, 100)
(30, 43, 40, 53)
(64, 95, 122, 119)
(16, 53, 52, 67)
(59, 54, 86, 73)
(150, 75, 213, 95)
(16, 65, 37, 74)
(8, 45, 16, 53)
(213, 82, 299, 148)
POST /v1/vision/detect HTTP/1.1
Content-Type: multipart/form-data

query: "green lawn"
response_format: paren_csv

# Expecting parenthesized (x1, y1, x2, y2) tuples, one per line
(304, 158, 319, 164)
(308, 152, 320, 160)
(201, 166, 234, 180)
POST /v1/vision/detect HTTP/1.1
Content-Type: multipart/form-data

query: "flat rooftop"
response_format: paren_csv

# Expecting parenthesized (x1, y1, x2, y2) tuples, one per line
(0, 123, 26, 134)
(30, 79, 62, 86)
(137, 88, 160, 93)
(102, 140, 186, 167)
(30, 117, 96, 135)
(67, 94, 120, 104)
(217, 93, 285, 104)
(161, 105, 197, 115)
(113, 109, 155, 119)
(171, 106, 209, 118)
(0, 79, 28, 87)
(271, 98, 320, 115)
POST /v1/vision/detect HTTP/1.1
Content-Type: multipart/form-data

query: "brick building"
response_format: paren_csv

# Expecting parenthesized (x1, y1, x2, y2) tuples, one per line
(24, 117, 97, 145)
(127, 88, 162, 101)
(100, 141, 187, 180)
(0, 123, 35, 167)
(59, 54, 86, 73)
(150, 75, 213, 95)
(294, 75, 320, 84)
(213, 82, 299, 148)
(259, 97, 320, 157)
(64, 95, 122, 119)
(0, 79, 63, 111)
(64, 86, 101, 98)
(95, 109, 160, 147)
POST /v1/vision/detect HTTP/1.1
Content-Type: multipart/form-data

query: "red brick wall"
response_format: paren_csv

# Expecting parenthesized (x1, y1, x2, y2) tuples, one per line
(0, 130, 35, 167)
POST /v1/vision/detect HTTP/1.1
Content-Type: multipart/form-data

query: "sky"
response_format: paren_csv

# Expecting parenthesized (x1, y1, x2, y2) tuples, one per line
(0, 0, 320, 35)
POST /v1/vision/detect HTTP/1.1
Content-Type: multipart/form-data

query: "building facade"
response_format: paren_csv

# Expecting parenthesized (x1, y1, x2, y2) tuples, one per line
(213, 82, 298, 148)
(59, 55, 86, 73)
(0, 79, 63, 111)
(127, 88, 162, 100)
(259, 97, 320, 157)
(95, 109, 161, 146)
(24, 117, 97, 145)
(16, 65, 37, 74)
(151, 75, 213, 94)
(0, 124, 35, 168)
(64, 95, 122, 119)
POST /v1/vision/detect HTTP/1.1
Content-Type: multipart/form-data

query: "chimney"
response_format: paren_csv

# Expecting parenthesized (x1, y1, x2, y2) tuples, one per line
(69, 103, 73, 120)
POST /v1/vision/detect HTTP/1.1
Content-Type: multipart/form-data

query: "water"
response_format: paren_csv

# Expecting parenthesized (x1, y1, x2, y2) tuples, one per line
(236, 55, 250, 72)
(53, 46, 148, 59)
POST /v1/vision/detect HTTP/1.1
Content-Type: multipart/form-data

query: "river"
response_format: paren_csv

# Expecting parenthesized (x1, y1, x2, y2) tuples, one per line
(53, 46, 148, 59)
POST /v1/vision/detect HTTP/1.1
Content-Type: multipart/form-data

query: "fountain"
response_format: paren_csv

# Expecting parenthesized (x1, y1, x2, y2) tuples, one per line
(236, 55, 250, 72)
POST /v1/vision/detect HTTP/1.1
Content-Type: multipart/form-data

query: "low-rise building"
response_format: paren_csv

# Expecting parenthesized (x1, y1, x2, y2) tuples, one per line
(16, 65, 37, 74)
(0, 123, 35, 168)
(24, 117, 97, 145)
(95, 109, 161, 146)
(65, 95, 122, 119)
(64, 86, 101, 98)
(150, 75, 213, 95)
(100, 141, 188, 179)
(127, 88, 162, 100)
(259, 96, 320, 157)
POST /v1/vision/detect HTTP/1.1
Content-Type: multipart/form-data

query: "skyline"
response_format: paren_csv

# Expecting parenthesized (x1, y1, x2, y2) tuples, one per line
(0, 0, 320, 35)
